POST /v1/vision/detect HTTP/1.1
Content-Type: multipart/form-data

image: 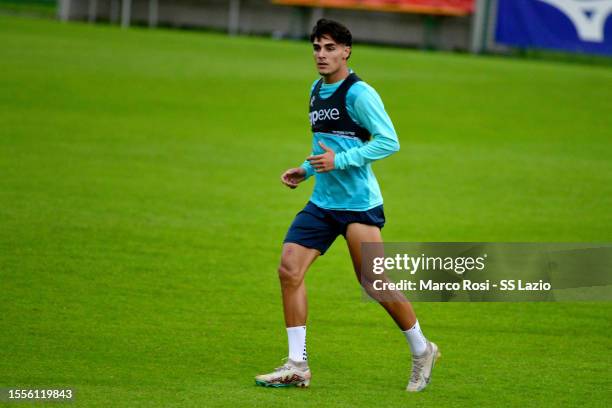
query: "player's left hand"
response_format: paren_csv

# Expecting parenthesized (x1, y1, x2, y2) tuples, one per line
(307, 141, 335, 173)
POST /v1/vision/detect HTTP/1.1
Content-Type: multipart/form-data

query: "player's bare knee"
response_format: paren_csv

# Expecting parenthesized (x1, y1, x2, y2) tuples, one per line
(278, 263, 303, 288)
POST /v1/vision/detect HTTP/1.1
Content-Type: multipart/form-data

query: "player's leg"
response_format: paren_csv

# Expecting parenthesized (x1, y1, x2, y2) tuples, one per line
(344, 222, 416, 328)
(344, 222, 440, 392)
(279, 242, 319, 328)
(255, 243, 318, 388)
(256, 201, 338, 388)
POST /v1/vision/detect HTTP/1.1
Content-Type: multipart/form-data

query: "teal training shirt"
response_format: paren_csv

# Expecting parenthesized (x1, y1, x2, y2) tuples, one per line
(300, 74, 400, 211)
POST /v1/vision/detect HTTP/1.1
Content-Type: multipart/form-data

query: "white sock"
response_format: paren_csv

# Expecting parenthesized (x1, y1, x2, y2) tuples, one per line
(402, 320, 428, 356)
(287, 326, 307, 362)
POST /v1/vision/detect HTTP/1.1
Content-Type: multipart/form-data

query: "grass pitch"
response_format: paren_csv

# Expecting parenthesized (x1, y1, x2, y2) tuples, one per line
(1, 15, 611, 407)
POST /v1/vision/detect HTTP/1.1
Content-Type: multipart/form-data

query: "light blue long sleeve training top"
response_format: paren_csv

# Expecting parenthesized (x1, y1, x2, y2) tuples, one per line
(300, 74, 400, 211)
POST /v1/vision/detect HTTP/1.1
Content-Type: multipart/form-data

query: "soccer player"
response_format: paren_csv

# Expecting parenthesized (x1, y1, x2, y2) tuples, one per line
(255, 19, 439, 392)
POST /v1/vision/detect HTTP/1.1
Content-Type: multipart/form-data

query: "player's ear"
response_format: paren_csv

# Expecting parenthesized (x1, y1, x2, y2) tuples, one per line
(344, 45, 351, 61)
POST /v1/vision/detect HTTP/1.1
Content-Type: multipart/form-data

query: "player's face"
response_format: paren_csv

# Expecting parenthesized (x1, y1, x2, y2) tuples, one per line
(312, 35, 350, 77)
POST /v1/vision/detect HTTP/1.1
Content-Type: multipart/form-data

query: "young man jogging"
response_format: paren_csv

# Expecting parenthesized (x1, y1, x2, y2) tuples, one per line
(255, 19, 439, 392)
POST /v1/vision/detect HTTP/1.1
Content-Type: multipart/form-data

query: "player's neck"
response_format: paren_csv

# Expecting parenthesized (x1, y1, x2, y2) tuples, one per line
(323, 66, 350, 84)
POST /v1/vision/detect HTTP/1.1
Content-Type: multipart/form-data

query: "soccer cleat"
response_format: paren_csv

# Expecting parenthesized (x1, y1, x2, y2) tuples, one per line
(255, 358, 311, 388)
(406, 341, 440, 392)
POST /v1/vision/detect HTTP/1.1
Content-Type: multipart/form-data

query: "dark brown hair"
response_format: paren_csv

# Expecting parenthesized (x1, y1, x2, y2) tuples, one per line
(310, 18, 352, 47)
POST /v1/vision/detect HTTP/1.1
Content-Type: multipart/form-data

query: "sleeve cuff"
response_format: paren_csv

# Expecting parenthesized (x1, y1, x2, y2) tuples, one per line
(300, 163, 315, 179)
(334, 153, 346, 170)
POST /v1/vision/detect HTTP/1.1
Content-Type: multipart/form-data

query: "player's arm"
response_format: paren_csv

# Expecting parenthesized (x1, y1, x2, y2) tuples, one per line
(333, 86, 400, 170)
(281, 80, 320, 187)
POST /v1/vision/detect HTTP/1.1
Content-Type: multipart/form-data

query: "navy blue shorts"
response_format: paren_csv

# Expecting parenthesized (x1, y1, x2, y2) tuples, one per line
(283, 201, 385, 255)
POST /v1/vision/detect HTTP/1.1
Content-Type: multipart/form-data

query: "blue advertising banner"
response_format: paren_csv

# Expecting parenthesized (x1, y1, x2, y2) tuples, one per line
(495, 0, 612, 55)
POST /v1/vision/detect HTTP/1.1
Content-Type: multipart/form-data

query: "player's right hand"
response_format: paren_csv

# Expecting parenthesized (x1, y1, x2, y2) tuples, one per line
(281, 167, 306, 189)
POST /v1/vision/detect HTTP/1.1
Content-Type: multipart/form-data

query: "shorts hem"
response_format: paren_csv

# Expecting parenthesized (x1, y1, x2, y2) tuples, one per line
(282, 240, 326, 255)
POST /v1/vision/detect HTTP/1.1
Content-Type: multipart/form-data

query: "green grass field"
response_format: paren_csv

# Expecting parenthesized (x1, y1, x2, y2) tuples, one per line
(1, 15, 611, 407)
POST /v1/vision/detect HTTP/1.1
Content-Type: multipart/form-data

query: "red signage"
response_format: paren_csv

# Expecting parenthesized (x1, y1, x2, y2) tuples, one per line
(272, 0, 475, 16)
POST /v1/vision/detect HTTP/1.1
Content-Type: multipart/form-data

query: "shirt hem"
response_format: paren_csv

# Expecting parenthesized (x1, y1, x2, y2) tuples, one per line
(309, 198, 383, 212)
